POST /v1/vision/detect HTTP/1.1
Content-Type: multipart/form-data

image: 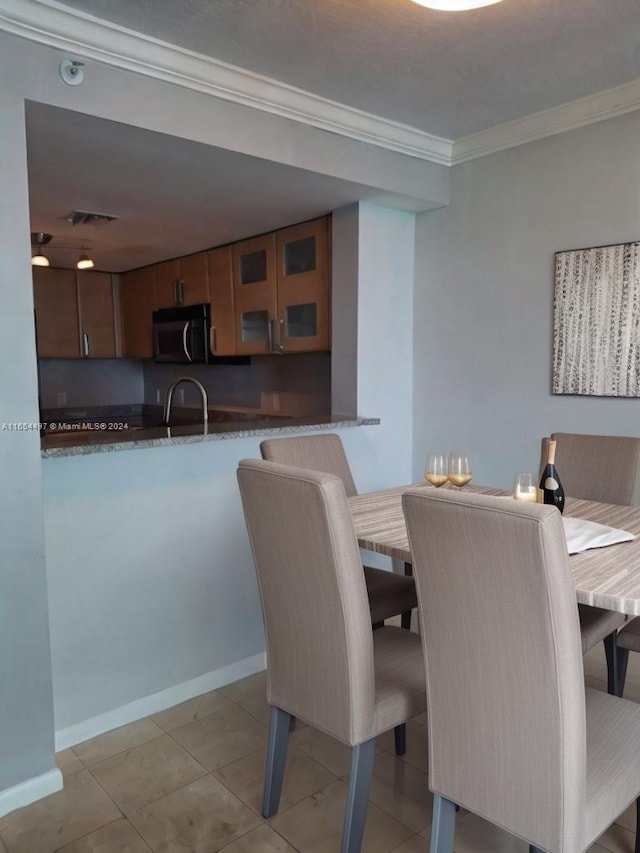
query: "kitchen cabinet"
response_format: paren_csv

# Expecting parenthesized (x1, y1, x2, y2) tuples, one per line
(232, 216, 330, 355)
(153, 259, 180, 309)
(33, 268, 118, 359)
(120, 266, 155, 358)
(77, 271, 117, 357)
(178, 252, 210, 306)
(207, 246, 236, 355)
(154, 254, 209, 308)
(33, 268, 81, 358)
(232, 233, 277, 355)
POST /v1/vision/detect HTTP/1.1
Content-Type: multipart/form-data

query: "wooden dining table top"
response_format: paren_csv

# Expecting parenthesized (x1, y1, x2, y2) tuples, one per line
(347, 483, 640, 616)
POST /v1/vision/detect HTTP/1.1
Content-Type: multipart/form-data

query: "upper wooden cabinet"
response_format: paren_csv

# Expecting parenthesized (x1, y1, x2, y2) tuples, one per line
(232, 216, 330, 355)
(120, 266, 155, 358)
(77, 271, 117, 358)
(33, 268, 81, 358)
(178, 252, 209, 306)
(33, 268, 117, 359)
(207, 246, 236, 356)
(153, 253, 209, 308)
(153, 259, 180, 309)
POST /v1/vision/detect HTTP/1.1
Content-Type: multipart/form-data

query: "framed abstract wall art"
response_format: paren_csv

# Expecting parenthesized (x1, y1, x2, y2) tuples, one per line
(553, 241, 640, 396)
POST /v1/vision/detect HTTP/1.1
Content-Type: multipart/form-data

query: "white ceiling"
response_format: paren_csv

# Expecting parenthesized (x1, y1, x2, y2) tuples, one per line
(45, 0, 640, 139)
(24, 0, 640, 272)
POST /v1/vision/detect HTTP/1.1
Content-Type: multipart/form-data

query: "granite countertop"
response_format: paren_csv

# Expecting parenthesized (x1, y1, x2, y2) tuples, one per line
(39, 405, 380, 458)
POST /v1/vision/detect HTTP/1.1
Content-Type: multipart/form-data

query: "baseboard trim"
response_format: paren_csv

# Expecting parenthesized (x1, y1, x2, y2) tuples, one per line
(0, 768, 63, 819)
(55, 651, 267, 751)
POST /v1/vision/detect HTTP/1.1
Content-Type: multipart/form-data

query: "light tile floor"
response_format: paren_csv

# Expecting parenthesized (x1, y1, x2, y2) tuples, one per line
(1, 642, 640, 852)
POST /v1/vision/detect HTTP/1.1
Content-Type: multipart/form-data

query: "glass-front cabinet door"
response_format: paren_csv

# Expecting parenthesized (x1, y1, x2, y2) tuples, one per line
(275, 217, 330, 352)
(232, 233, 277, 355)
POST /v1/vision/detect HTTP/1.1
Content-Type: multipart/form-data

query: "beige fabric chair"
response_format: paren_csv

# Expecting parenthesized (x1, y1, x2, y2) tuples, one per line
(260, 435, 417, 629)
(237, 459, 425, 853)
(540, 432, 640, 694)
(403, 488, 640, 853)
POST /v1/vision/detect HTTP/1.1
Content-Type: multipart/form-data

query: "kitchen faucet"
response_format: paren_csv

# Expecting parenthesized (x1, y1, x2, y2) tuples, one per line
(163, 376, 208, 426)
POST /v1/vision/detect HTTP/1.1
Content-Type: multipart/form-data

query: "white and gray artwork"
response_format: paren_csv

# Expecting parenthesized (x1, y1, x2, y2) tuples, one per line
(553, 242, 640, 397)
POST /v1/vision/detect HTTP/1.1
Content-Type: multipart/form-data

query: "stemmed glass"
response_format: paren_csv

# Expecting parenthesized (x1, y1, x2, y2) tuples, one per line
(447, 453, 473, 488)
(424, 453, 448, 487)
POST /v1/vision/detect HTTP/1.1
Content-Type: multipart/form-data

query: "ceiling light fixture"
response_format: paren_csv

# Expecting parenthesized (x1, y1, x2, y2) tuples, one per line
(410, 0, 502, 9)
(30, 232, 52, 267)
(76, 252, 95, 270)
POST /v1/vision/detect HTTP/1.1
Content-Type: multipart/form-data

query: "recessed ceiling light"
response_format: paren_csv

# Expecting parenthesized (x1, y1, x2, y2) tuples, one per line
(410, 0, 502, 9)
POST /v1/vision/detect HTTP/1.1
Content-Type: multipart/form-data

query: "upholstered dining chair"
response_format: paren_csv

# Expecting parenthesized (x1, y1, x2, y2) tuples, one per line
(260, 434, 417, 630)
(237, 459, 426, 853)
(260, 433, 417, 757)
(540, 432, 640, 695)
(403, 488, 640, 853)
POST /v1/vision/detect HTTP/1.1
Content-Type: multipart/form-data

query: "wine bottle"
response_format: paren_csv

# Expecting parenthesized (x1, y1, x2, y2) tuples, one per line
(539, 438, 565, 514)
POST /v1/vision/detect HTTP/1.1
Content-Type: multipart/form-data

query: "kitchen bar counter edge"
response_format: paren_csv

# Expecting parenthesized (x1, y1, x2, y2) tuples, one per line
(41, 416, 380, 458)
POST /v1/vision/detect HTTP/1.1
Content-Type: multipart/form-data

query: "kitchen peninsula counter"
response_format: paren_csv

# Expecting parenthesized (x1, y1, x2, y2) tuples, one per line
(41, 413, 380, 458)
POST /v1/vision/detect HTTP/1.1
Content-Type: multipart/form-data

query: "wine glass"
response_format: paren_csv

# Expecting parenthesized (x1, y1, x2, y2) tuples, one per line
(424, 453, 448, 487)
(513, 473, 537, 502)
(448, 453, 472, 488)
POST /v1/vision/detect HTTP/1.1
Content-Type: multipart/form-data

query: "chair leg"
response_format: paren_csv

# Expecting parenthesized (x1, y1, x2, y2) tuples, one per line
(394, 723, 406, 756)
(401, 561, 413, 630)
(262, 706, 291, 818)
(429, 794, 456, 853)
(617, 646, 630, 698)
(342, 738, 376, 853)
(603, 631, 619, 695)
(635, 797, 640, 853)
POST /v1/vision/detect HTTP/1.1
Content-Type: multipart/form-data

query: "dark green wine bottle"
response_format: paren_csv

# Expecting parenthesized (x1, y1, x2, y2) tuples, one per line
(539, 438, 565, 514)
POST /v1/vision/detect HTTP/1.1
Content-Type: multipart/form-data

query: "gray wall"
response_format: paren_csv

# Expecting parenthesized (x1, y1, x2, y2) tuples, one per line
(0, 94, 56, 792)
(413, 111, 640, 489)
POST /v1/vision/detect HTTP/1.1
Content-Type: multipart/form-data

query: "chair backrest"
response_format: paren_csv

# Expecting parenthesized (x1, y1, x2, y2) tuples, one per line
(237, 458, 375, 745)
(260, 434, 359, 497)
(539, 432, 640, 505)
(402, 488, 586, 852)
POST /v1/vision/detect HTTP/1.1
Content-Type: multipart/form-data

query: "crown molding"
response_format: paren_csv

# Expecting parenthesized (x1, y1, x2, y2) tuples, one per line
(451, 76, 640, 165)
(0, 0, 453, 165)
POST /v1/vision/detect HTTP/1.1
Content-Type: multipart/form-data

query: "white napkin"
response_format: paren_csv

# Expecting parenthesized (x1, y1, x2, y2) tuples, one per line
(563, 516, 636, 555)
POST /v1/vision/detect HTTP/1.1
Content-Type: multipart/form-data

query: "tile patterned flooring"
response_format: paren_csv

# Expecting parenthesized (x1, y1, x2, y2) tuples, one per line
(1, 641, 640, 852)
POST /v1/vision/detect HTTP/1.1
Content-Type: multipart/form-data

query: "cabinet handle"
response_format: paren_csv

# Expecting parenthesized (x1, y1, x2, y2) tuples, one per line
(83, 332, 89, 358)
(182, 322, 192, 362)
(175, 278, 184, 306)
(211, 326, 217, 354)
(270, 318, 285, 354)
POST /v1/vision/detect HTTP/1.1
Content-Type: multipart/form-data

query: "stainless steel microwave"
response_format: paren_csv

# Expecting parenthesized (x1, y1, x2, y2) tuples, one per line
(152, 304, 249, 365)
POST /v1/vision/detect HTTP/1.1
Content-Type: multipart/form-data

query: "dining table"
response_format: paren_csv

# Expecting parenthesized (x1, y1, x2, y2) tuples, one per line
(348, 483, 640, 616)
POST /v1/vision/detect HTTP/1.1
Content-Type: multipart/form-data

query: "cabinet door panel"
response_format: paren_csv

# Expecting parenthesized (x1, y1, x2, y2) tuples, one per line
(276, 217, 330, 352)
(207, 246, 236, 355)
(120, 267, 155, 358)
(179, 252, 209, 306)
(77, 271, 116, 358)
(153, 259, 180, 308)
(33, 267, 81, 358)
(232, 233, 277, 355)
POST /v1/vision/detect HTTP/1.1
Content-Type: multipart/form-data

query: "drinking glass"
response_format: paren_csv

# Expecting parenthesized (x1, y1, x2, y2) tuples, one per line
(513, 472, 537, 502)
(424, 452, 448, 487)
(448, 453, 472, 488)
